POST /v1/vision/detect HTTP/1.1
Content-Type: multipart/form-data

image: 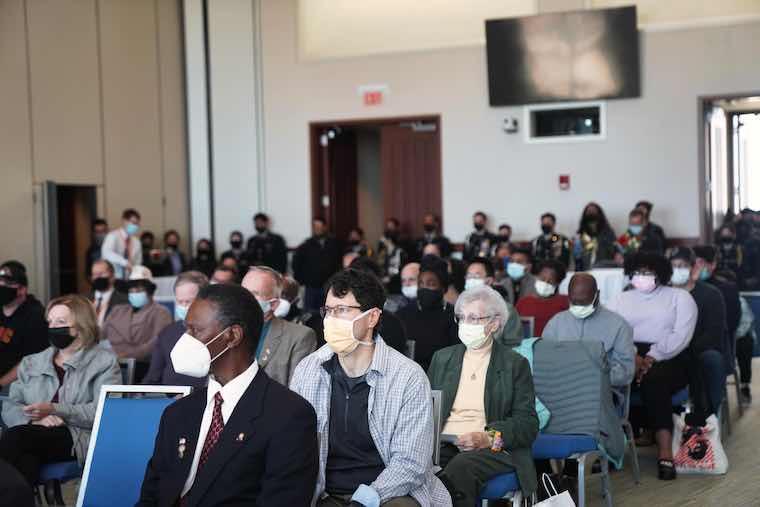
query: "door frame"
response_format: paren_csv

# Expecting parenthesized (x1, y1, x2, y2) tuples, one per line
(308, 114, 442, 233)
(698, 92, 760, 243)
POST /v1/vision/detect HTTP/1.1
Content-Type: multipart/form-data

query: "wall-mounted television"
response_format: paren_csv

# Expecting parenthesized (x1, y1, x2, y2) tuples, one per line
(486, 6, 640, 106)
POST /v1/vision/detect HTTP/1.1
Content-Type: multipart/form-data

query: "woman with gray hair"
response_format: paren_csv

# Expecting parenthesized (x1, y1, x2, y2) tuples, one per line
(428, 286, 539, 504)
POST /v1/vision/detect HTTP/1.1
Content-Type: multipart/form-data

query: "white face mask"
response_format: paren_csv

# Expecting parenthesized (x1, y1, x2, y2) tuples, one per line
(401, 285, 418, 299)
(170, 327, 230, 378)
(464, 277, 486, 291)
(458, 322, 491, 350)
(670, 267, 691, 286)
(534, 280, 556, 298)
(273, 298, 291, 318)
(568, 293, 598, 320)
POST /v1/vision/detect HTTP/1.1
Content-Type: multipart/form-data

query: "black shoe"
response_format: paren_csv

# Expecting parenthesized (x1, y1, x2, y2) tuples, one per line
(740, 386, 752, 405)
(658, 459, 676, 481)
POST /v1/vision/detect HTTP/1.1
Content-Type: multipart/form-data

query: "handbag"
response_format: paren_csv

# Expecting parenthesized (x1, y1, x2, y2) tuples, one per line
(534, 473, 576, 507)
(672, 414, 728, 475)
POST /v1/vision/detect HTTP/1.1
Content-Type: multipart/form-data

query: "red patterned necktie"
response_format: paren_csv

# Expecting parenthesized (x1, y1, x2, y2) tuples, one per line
(198, 391, 225, 471)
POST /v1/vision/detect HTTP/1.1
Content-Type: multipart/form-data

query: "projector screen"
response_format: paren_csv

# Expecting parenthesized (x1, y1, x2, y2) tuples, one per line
(486, 6, 641, 106)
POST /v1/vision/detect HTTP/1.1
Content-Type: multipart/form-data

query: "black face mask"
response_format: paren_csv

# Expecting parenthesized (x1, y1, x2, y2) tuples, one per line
(473, 223, 484, 232)
(541, 224, 553, 235)
(384, 230, 399, 241)
(166, 242, 178, 250)
(92, 277, 110, 292)
(0, 285, 18, 306)
(49, 327, 76, 349)
(499, 233, 511, 241)
(255, 226, 267, 234)
(720, 236, 734, 245)
(423, 224, 436, 233)
(230, 239, 243, 249)
(348, 239, 360, 247)
(417, 288, 444, 310)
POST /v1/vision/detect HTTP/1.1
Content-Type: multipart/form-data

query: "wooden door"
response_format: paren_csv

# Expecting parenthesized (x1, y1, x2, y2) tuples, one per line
(380, 123, 442, 238)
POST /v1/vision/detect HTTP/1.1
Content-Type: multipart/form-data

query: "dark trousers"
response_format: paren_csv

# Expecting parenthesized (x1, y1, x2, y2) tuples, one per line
(438, 443, 516, 507)
(0, 458, 34, 507)
(632, 344, 691, 433)
(317, 495, 419, 506)
(736, 335, 754, 384)
(0, 425, 74, 487)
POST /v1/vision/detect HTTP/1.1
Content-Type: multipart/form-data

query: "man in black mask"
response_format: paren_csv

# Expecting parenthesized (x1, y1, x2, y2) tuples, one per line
(88, 259, 128, 328)
(531, 212, 571, 268)
(221, 230, 250, 276)
(246, 213, 288, 274)
(376, 218, 409, 288)
(0, 262, 48, 388)
(396, 255, 458, 370)
(85, 218, 108, 278)
(464, 211, 496, 261)
(733, 215, 760, 290)
(414, 213, 451, 260)
(293, 218, 341, 312)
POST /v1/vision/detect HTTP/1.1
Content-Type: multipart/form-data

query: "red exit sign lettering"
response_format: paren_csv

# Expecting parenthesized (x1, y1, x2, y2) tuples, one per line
(363, 91, 383, 106)
(358, 84, 388, 107)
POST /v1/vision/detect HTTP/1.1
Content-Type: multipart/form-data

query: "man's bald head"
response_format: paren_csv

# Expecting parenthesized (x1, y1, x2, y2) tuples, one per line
(400, 262, 420, 286)
(568, 273, 598, 306)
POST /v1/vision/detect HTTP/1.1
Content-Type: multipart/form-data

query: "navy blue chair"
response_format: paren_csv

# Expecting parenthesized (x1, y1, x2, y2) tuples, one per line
(520, 316, 535, 339)
(478, 471, 527, 506)
(38, 460, 82, 505)
(76, 385, 192, 507)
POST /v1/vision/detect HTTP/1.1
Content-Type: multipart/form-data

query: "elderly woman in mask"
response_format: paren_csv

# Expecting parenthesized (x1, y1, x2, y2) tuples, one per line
(428, 286, 538, 506)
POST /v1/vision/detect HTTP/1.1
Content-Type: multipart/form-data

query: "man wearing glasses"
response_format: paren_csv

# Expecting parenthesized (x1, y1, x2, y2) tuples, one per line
(291, 268, 452, 507)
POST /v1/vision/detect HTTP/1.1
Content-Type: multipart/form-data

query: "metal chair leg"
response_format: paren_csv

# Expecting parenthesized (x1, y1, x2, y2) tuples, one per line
(600, 456, 613, 507)
(623, 420, 641, 484)
(577, 455, 587, 507)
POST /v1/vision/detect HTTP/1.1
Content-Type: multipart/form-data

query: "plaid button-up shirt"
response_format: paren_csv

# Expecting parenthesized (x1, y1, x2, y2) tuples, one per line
(291, 336, 452, 507)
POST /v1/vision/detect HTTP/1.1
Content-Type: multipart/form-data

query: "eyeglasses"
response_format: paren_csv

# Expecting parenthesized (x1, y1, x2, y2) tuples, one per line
(320, 305, 363, 319)
(454, 313, 493, 325)
(631, 271, 655, 277)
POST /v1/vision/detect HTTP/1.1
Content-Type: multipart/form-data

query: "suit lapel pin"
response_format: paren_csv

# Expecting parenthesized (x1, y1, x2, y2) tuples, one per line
(178, 437, 187, 459)
(237, 432, 245, 442)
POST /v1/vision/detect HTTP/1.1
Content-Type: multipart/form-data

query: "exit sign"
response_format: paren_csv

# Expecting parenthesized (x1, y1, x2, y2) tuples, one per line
(358, 84, 388, 107)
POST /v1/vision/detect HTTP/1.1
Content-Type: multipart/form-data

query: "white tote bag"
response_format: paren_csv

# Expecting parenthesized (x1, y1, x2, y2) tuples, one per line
(534, 473, 577, 507)
(672, 414, 728, 475)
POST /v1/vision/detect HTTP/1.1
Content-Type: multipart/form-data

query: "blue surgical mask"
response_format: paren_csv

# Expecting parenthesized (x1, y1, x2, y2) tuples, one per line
(628, 224, 643, 236)
(507, 262, 526, 281)
(125, 223, 140, 236)
(174, 304, 189, 321)
(699, 267, 711, 281)
(670, 267, 691, 286)
(258, 298, 272, 315)
(128, 291, 149, 309)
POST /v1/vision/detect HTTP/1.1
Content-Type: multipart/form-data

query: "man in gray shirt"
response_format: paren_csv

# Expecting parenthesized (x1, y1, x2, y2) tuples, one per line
(542, 273, 636, 387)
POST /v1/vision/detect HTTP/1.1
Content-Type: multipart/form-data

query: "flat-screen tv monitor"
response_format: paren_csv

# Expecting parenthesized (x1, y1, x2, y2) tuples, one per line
(486, 6, 640, 106)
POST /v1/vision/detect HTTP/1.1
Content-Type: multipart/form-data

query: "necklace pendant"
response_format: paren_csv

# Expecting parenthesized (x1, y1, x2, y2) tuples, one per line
(470, 373, 476, 380)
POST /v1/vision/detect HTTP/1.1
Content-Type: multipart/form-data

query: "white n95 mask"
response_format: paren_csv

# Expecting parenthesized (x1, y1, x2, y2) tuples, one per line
(170, 327, 230, 378)
(273, 298, 291, 318)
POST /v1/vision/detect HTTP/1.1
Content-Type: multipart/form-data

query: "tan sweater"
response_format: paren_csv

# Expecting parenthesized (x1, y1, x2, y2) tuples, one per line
(441, 340, 492, 436)
(102, 301, 172, 361)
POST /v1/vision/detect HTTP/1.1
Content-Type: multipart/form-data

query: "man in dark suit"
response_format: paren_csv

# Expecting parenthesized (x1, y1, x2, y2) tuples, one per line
(293, 217, 341, 312)
(246, 213, 288, 274)
(137, 283, 319, 507)
(87, 260, 129, 328)
(414, 213, 451, 260)
(159, 230, 190, 277)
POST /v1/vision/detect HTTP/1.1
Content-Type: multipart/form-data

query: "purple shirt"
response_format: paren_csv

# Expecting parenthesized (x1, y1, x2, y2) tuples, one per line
(607, 285, 697, 361)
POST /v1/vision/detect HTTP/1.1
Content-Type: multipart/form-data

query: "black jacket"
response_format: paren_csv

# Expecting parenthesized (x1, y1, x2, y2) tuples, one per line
(689, 282, 727, 356)
(246, 232, 288, 274)
(707, 276, 741, 339)
(137, 369, 318, 507)
(0, 295, 48, 377)
(292, 236, 341, 288)
(396, 302, 459, 371)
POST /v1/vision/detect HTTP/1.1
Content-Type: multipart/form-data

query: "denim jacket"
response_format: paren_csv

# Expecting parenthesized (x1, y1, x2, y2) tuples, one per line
(2, 345, 122, 465)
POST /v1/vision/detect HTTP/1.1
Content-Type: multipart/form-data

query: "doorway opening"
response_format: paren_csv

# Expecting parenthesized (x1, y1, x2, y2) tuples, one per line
(309, 116, 442, 249)
(699, 94, 760, 241)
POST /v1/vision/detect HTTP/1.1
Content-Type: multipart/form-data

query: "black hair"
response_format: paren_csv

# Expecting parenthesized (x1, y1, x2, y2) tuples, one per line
(623, 251, 672, 286)
(629, 209, 645, 219)
(253, 212, 269, 222)
(196, 283, 263, 353)
(693, 245, 717, 263)
(667, 247, 695, 265)
(230, 230, 243, 240)
(419, 254, 450, 287)
(537, 259, 567, 285)
(467, 257, 494, 278)
(541, 213, 556, 223)
(387, 217, 400, 227)
(498, 224, 512, 232)
(349, 227, 364, 237)
(473, 211, 486, 220)
(164, 229, 179, 242)
(349, 256, 383, 278)
(511, 247, 534, 264)
(215, 264, 238, 275)
(313, 216, 326, 225)
(636, 200, 653, 213)
(219, 252, 238, 262)
(578, 202, 611, 235)
(122, 208, 141, 221)
(92, 218, 107, 229)
(325, 268, 386, 312)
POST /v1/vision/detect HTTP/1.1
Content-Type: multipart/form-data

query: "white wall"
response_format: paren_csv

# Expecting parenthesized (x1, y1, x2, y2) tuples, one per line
(260, 0, 760, 246)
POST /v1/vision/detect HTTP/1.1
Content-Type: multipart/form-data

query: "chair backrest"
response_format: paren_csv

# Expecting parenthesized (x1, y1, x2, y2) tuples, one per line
(405, 339, 416, 360)
(76, 385, 192, 507)
(532, 339, 625, 463)
(520, 316, 534, 338)
(431, 390, 442, 466)
(118, 358, 136, 385)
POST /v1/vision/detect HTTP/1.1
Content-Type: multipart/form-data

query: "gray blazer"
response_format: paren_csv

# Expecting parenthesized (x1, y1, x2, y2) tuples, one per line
(2, 345, 122, 465)
(258, 318, 317, 387)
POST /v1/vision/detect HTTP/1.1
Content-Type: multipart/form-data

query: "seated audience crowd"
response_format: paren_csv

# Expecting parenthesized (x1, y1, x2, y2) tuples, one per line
(1, 202, 759, 505)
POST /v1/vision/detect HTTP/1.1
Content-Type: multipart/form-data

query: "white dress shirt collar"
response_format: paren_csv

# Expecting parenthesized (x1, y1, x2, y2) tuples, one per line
(206, 360, 259, 421)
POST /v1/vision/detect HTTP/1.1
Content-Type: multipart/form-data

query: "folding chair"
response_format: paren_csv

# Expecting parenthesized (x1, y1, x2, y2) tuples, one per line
(118, 358, 136, 385)
(520, 316, 535, 339)
(615, 385, 641, 484)
(76, 385, 192, 507)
